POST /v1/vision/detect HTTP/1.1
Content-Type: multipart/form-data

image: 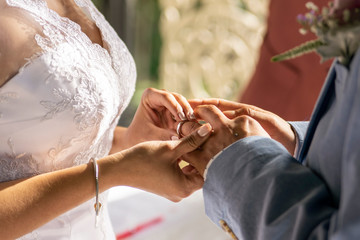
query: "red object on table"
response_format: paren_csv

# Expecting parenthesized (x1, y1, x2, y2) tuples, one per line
(116, 216, 164, 239)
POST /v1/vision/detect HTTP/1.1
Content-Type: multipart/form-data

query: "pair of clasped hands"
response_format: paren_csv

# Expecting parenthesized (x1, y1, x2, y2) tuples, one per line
(110, 88, 296, 202)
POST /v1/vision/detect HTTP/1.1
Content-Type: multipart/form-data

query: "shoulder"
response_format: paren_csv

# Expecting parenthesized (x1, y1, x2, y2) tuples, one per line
(0, 6, 39, 86)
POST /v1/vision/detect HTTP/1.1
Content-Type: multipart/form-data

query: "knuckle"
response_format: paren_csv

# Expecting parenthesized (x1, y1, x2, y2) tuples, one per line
(142, 88, 156, 99)
(172, 92, 182, 98)
(238, 114, 251, 122)
(185, 135, 198, 149)
(144, 87, 154, 95)
(236, 107, 251, 116)
(206, 104, 218, 111)
(162, 92, 174, 101)
(235, 115, 253, 126)
(268, 115, 278, 126)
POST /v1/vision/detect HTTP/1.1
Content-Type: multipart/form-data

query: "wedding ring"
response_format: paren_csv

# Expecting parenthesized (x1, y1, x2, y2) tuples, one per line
(176, 121, 187, 137)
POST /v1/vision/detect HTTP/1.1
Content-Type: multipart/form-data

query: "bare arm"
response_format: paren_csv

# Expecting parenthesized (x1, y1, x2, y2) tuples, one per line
(0, 124, 211, 239)
(0, 159, 108, 239)
(109, 126, 128, 153)
(0, 154, 125, 239)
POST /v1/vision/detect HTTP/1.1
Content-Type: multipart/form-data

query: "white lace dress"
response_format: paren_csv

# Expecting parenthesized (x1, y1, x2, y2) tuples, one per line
(0, 0, 136, 239)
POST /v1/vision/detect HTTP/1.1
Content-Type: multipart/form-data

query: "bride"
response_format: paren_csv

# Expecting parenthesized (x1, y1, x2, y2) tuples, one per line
(0, 0, 212, 239)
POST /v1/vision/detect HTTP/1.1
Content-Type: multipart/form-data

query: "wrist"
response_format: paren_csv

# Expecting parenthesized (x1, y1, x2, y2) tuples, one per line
(110, 126, 131, 154)
(97, 153, 127, 190)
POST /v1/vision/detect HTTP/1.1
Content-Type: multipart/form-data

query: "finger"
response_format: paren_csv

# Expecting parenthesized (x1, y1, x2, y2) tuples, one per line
(174, 123, 212, 157)
(189, 99, 272, 116)
(181, 141, 216, 177)
(170, 92, 196, 120)
(225, 108, 277, 132)
(189, 98, 245, 111)
(163, 110, 177, 129)
(181, 164, 198, 174)
(223, 108, 252, 119)
(143, 88, 187, 121)
(173, 121, 202, 137)
(146, 125, 177, 142)
(194, 105, 228, 129)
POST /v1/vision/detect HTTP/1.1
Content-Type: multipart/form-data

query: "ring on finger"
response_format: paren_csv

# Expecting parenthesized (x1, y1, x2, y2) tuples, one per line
(176, 121, 187, 137)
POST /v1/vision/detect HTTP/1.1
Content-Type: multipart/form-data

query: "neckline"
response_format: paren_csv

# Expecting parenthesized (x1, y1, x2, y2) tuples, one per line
(43, 0, 111, 56)
(1, 0, 113, 89)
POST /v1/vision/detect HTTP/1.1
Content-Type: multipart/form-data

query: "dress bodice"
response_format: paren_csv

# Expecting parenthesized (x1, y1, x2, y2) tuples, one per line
(0, 0, 136, 182)
(0, 0, 136, 239)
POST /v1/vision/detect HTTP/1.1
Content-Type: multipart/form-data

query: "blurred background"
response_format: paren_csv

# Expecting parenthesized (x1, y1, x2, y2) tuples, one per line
(91, 0, 269, 239)
(92, 0, 269, 126)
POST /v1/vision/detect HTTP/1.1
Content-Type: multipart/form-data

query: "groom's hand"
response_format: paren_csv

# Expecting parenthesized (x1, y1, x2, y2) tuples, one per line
(181, 104, 269, 177)
(188, 98, 296, 155)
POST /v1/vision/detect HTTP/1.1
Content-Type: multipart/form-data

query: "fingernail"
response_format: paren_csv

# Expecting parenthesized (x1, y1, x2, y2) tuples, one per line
(188, 111, 196, 120)
(197, 124, 211, 137)
(178, 112, 187, 121)
(171, 136, 179, 140)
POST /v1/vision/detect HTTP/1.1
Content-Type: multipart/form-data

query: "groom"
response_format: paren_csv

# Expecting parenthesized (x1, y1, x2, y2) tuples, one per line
(181, 51, 360, 240)
(178, 1, 360, 239)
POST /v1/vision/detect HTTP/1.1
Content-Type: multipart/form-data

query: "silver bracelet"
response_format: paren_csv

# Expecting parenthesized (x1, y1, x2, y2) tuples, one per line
(90, 158, 102, 227)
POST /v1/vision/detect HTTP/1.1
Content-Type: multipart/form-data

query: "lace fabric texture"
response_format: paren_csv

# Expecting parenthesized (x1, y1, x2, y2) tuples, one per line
(0, 0, 136, 239)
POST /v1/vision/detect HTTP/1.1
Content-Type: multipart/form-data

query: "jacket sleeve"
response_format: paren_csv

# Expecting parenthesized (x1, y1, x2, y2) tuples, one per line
(203, 136, 337, 240)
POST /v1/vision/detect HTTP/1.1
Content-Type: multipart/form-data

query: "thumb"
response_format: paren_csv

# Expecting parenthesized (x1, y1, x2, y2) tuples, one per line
(174, 123, 212, 157)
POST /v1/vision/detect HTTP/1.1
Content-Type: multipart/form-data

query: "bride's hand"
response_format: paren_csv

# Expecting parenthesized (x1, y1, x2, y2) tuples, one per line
(107, 124, 212, 202)
(125, 88, 195, 147)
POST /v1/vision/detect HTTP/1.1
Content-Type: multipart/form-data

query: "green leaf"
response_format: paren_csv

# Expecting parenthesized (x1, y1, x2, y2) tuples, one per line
(271, 39, 325, 62)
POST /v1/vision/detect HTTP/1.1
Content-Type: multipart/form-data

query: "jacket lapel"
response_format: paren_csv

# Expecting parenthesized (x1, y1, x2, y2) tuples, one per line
(298, 61, 337, 163)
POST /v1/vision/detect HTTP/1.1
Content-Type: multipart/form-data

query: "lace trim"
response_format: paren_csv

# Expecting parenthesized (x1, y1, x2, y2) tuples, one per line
(0, 138, 40, 182)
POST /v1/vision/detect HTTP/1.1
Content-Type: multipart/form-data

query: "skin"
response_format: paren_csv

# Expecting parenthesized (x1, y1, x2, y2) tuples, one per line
(0, 0, 104, 86)
(113, 88, 196, 152)
(0, 124, 212, 239)
(190, 99, 297, 155)
(177, 98, 296, 156)
(173, 99, 298, 176)
(0, 0, 207, 238)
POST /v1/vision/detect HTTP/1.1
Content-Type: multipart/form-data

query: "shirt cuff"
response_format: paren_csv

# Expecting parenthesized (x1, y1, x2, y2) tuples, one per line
(290, 124, 299, 158)
(288, 121, 309, 159)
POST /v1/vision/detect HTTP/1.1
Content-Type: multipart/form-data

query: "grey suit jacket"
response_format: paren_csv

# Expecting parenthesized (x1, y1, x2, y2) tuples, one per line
(203, 49, 360, 239)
